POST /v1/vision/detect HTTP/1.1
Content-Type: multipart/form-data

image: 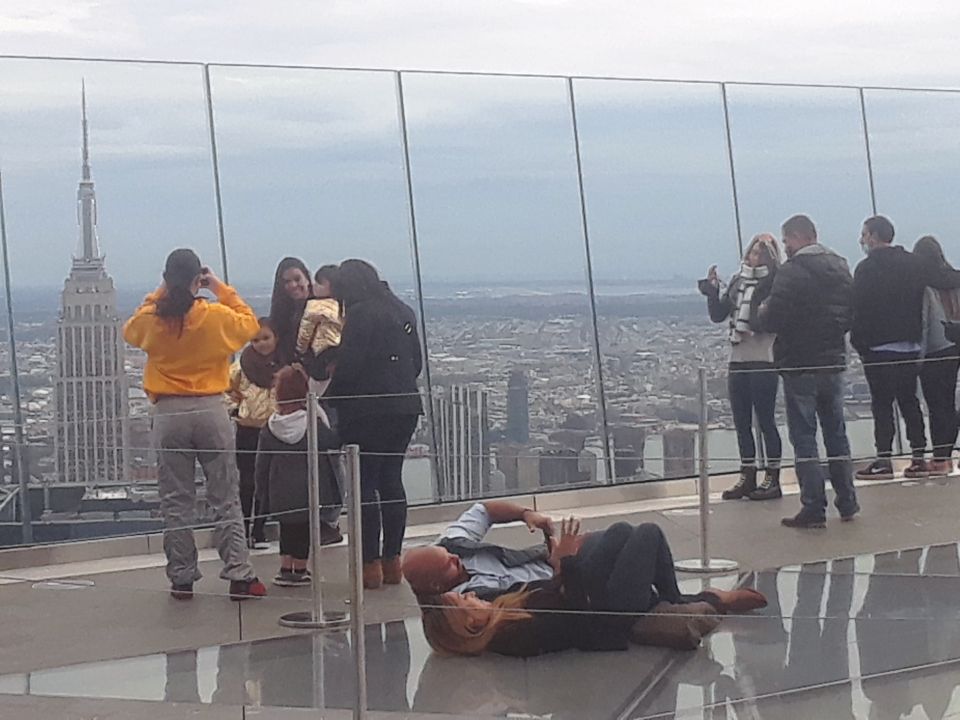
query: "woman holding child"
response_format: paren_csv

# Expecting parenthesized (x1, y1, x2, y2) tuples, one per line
(265, 257, 344, 545)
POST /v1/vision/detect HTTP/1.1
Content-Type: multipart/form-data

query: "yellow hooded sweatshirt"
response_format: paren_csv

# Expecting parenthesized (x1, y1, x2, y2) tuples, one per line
(123, 284, 259, 399)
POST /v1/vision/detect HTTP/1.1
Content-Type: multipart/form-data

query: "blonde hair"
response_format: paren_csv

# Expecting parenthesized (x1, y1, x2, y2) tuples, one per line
(419, 590, 533, 656)
(744, 232, 783, 269)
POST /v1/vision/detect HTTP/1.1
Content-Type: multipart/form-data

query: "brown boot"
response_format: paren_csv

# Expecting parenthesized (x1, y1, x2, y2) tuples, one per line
(703, 588, 767, 614)
(382, 556, 402, 585)
(363, 560, 383, 590)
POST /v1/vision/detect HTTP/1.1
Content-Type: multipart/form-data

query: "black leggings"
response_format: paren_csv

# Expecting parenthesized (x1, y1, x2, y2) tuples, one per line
(236, 424, 267, 541)
(341, 414, 419, 563)
(919, 346, 960, 459)
(577, 523, 710, 613)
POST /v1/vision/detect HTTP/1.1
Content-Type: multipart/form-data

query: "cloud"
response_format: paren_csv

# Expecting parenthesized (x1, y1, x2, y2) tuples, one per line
(3, 2, 960, 290)
(3, 1, 960, 87)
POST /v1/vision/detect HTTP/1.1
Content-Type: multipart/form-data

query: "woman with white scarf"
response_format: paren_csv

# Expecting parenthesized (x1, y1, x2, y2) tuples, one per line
(699, 234, 783, 501)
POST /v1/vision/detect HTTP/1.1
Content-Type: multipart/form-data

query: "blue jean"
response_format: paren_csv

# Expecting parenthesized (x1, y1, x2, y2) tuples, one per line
(782, 372, 858, 519)
(728, 364, 783, 467)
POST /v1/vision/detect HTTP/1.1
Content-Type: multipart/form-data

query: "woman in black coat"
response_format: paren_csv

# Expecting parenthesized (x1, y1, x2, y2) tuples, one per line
(322, 259, 423, 590)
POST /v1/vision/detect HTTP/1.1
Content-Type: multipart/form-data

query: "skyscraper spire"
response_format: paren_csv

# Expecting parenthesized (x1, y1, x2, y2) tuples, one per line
(81, 79, 91, 182)
(76, 79, 101, 262)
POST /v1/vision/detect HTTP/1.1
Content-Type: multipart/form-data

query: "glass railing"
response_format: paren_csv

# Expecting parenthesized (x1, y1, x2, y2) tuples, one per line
(2, 56, 959, 548)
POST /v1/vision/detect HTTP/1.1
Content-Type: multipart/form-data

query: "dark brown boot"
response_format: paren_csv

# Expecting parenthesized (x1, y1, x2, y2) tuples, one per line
(722, 466, 757, 500)
(749, 467, 782, 500)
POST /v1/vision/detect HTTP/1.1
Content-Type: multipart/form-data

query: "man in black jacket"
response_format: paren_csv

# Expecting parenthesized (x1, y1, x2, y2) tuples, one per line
(851, 216, 928, 480)
(759, 214, 859, 529)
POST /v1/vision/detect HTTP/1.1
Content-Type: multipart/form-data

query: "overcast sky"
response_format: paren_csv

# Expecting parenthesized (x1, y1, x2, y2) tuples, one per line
(1, 2, 960, 292)
(4, 1, 960, 87)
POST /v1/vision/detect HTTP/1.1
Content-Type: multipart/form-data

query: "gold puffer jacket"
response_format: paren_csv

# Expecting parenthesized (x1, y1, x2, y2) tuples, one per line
(296, 298, 343, 355)
(228, 361, 276, 427)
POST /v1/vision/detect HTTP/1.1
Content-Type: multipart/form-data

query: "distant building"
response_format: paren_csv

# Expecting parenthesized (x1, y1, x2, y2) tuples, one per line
(539, 447, 584, 487)
(432, 385, 490, 500)
(610, 424, 648, 480)
(493, 442, 541, 492)
(54, 85, 129, 486)
(579, 437, 609, 484)
(662, 425, 696, 479)
(506, 369, 530, 443)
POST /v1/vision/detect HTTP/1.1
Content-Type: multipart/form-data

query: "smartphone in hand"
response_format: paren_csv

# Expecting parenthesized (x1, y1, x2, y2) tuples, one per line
(199, 266, 211, 287)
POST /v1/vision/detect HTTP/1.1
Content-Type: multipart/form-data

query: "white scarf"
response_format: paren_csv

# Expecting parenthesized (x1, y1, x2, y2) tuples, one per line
(730, 264, 769, 344)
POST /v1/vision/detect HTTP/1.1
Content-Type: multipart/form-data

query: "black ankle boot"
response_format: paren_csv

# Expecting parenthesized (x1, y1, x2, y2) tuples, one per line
(723, 466, 757, 500)
(749, 467, 782, 500)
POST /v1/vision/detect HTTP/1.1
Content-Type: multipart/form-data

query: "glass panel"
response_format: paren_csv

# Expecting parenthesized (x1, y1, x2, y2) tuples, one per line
(0, 59, 219, 545)
(864, 89, 960, 247)
(725, 84, 873, 260)
(207, 67, 436, 503)
(400, 72, 604, 500)
(725, 84, 877, 467)
(573, 79, 740, 479)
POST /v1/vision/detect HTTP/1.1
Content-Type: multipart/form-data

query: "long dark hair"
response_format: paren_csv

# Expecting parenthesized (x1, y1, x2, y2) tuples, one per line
(156, 248, 201, 337)
(333, 258, 392, 308)
(269, 256, 313, 363)
(914, 235, 953, 272)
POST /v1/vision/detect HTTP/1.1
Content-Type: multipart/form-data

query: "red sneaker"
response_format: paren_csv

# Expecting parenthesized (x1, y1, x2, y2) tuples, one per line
(229, 577, 267, 601)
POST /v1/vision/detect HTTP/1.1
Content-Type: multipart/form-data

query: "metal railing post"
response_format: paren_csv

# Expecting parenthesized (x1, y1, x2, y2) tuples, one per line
(279, 393, 349, 631)
(676, 368, 739, 574)
(0, 169, 33, 544)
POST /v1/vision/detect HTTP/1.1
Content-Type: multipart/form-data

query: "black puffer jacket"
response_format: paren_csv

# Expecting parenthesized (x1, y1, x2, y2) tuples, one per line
(326, 291, 424, 423)
(759, 244, 853, 371)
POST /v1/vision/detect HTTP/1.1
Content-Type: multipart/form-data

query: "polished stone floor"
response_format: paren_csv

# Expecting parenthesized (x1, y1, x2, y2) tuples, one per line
(4, 544, 960, 718)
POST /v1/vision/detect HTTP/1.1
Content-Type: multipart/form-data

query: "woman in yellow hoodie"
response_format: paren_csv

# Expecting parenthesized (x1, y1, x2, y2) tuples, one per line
(123, 248, 266, 601)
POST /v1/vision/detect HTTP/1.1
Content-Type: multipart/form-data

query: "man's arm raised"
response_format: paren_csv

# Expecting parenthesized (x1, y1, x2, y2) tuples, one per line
(482, 500, 554, 536)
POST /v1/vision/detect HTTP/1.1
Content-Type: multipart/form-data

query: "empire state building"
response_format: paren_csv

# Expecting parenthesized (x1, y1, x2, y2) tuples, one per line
(54, 85, 129, 485)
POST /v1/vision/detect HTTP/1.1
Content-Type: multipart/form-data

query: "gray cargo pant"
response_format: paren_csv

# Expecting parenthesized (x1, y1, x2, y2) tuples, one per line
(153, 395, 255, 585)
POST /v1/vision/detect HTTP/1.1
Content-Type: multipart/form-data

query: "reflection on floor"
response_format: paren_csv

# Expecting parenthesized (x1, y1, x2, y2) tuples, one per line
(3, 544, 960, 719)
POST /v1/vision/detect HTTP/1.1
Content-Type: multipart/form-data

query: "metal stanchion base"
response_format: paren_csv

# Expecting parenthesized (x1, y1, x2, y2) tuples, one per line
(278, 610, 351, 630)
(675, 558, 740, 574)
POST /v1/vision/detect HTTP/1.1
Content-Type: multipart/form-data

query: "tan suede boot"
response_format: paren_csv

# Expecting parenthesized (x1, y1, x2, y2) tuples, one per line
(363, 560, 383, 590)
(382, 557, 402, 585)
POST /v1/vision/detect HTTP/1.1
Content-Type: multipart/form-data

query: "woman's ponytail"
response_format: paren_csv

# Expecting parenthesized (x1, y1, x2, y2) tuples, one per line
(156, 248, 202, 337)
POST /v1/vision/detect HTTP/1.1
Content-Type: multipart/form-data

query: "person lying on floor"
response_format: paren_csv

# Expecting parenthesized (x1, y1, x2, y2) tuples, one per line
(408, 516, 767, 657)
(403, 499, 586, 599)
